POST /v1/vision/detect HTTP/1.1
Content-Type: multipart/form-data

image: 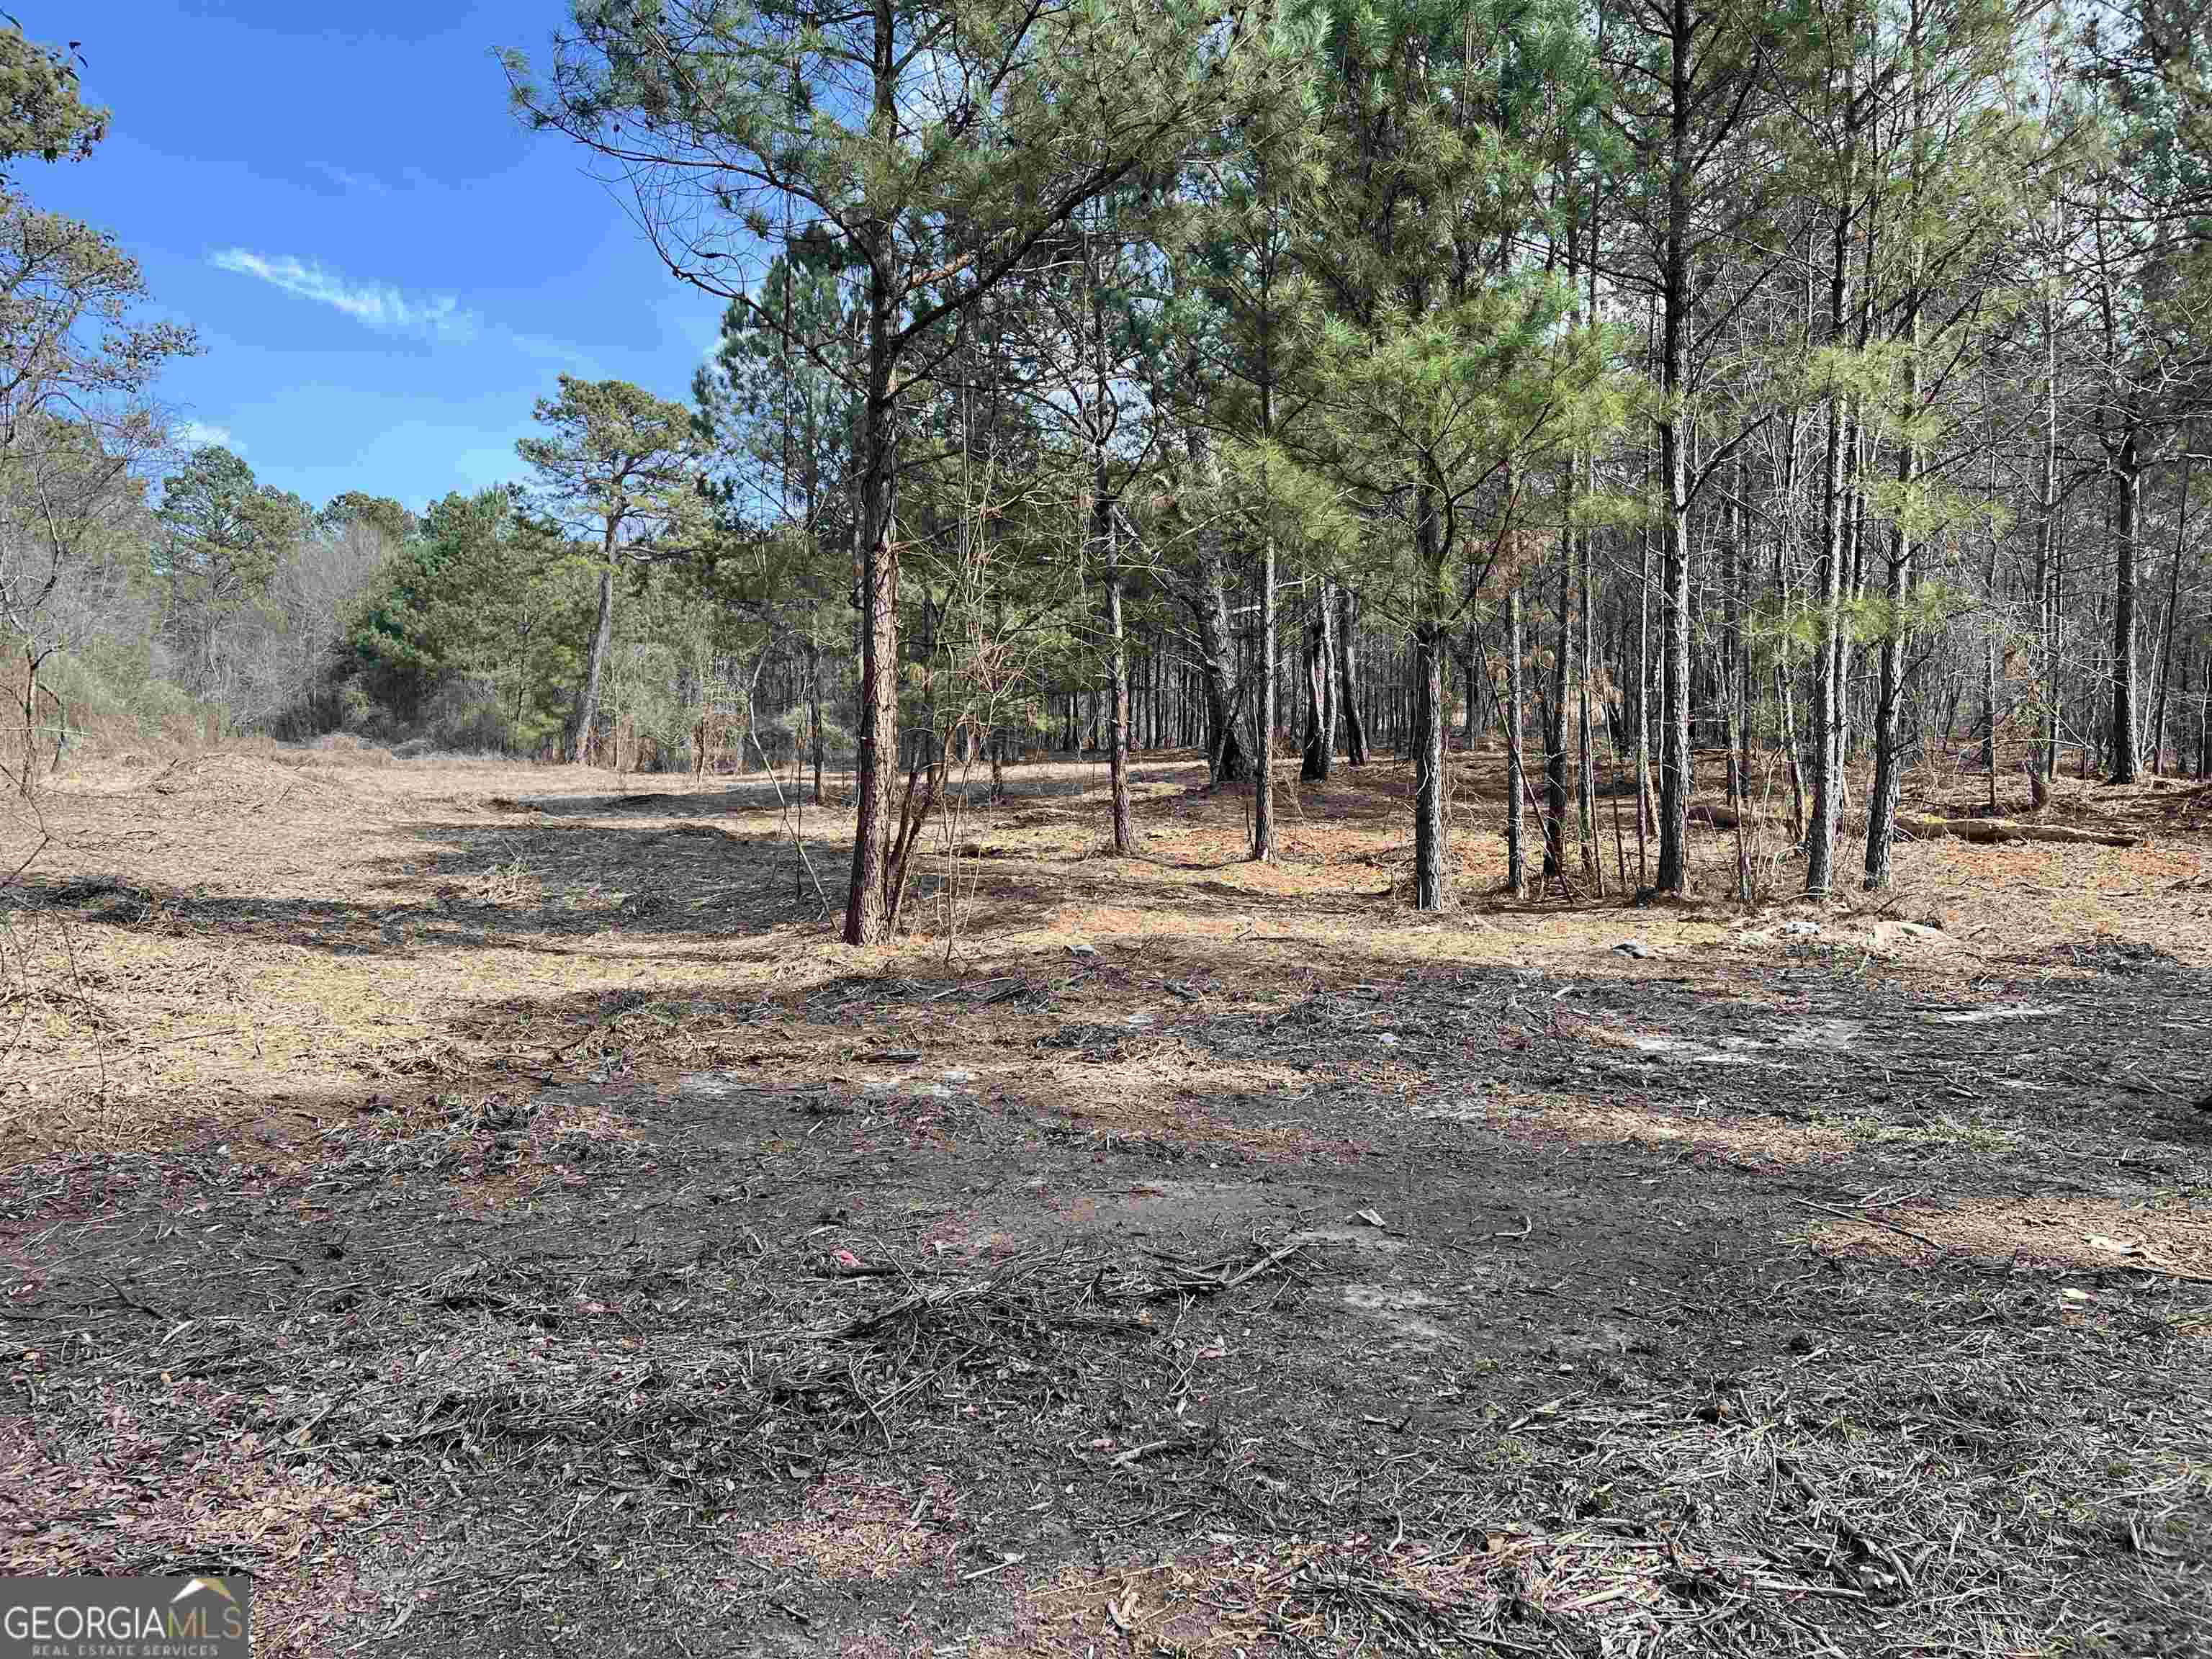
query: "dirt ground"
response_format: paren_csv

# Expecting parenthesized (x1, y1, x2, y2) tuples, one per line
(1, 740, 2207, 1658)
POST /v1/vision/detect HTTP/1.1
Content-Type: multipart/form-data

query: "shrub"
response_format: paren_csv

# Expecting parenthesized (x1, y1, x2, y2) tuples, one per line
(419, 675, 514, 754)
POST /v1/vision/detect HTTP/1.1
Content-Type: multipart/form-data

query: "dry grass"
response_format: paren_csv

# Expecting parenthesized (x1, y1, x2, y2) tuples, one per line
(2, 737, 2204, 1170)
(1469, 1088, 1856, 1168)
(719, 1470, 961, 1583)
(1807, 1192, 2212, 1281)
(1, 739, 2206, 1657)
(2, 742, 2204, 1158)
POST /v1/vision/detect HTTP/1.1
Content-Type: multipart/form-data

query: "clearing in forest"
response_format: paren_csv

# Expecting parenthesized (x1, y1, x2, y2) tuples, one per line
(1, 745, 2207, 1658)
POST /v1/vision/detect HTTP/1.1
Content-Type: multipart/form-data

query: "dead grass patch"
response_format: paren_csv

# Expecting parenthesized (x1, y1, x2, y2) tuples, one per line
(1018, 1532, 1745, 1658)
(1, 742, 2203, 1200)
(1010, 1040, 1341, 1157)
(1807, 1192, 2212, 1279)
(1452, 1089, 1850, 1167)
(141, 752, 384, 819)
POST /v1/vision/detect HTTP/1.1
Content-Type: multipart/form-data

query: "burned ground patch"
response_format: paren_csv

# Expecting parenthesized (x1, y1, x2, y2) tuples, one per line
(6, 950, 2206, 1656)
(2, 752, 2207, 1655)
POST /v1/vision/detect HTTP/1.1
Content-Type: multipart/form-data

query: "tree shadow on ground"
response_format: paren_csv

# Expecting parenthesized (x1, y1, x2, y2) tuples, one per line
(502, 778, 828, 817)
(3, 815, 842, 961)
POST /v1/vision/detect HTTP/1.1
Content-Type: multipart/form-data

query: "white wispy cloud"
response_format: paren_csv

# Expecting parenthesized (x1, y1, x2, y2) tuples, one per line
(177, 421, 236, 452)
(210, 248, 480, 343)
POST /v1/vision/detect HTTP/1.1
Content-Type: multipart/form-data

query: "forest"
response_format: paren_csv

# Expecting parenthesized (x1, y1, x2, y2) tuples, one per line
(1, 2, 2208, 1655)
(10, 0, 2212, 932)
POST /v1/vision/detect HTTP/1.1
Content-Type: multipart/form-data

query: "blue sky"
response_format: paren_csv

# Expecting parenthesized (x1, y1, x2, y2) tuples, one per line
(36, 1, 729, 512)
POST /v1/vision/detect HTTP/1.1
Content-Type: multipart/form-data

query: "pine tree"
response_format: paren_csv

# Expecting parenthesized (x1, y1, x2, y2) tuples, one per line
(1599, 0, 1777, 897)
(1172, 12, 1316, 858)
(507, 0, 1254, 941)
(517, 377, 700, 763)
(1286, 0, 1621, 910)
(2076, 0, 2212, 783)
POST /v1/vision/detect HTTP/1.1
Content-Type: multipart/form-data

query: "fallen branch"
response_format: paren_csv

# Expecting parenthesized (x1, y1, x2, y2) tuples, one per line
(1791, 1197, 1946, 1253)
(1688, 804, 1783, 830)
(1107, 1434, 1205, 1467)
(1898, 814, 2137, 849)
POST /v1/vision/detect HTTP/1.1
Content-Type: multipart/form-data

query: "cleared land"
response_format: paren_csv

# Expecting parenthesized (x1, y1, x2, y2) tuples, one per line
(1, 744, 2207, 1658)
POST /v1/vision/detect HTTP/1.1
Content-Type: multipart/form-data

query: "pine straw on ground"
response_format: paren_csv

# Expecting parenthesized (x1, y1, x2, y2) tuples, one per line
(0, 743, 2207, 1655)
(1, 743, 2207, 1156)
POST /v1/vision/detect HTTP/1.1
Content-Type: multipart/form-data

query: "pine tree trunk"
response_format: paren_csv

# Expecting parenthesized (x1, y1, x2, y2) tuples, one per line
(1807, 399, 1850, 896)
(1461, 628, 1480, 750)
(2110, 428, 2142, 783)
(808, 637, 825, 806)
(841, 217, 900, 945)
(1653, 13, 1696, 899)
(1412, 487, 1447, 909)
(1578, 530, 1599, 889)
(1983, 631, 1999, 817)
(2198, 646, 2211, 778)
(1838, 417, 1867, 799)
(1103, 490, 1136, 855)
(1730, 462, 1750, 811)
(17, 649, 39, 796)
(1774, 400, 1809, 845)
(1806, 181, 1856, 896)
(1545, 538, 1571, 886)
(1656, 453, 1694, 895)
(1863, 529, 1912, 890)
(1200, 543, 1247, 784)
(1635, 523, 1653, 879)
(2151, 467, 2188, 773)
(1413, 620, 1447, 910)
(1336, 584, 1369, 765)
(1865, 338, 1920, 889)
(1253, 524, 1275, 859)
(568, 558, 617, 765)
(1302, 579, 1337, 781)
(1720, 492, 1741, 807)
(1507, 588, 1527, 896)
(1980, 635, 1998, 776)
(1717, 487, 1747, 899)
(2037, 291, 2061, 787)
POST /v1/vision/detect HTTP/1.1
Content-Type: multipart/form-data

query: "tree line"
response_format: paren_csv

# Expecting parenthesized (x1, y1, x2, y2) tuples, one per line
(6, 1, 2210, 943)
